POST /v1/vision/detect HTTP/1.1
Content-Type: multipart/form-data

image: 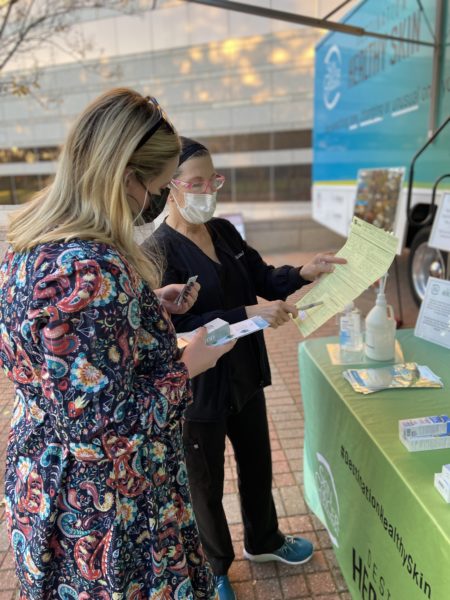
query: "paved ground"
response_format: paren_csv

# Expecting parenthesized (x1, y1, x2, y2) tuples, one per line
(0, 249, 419, 599)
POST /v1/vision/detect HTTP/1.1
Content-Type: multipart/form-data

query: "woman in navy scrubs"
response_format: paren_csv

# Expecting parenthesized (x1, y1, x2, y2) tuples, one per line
(147, 137, 345, 600)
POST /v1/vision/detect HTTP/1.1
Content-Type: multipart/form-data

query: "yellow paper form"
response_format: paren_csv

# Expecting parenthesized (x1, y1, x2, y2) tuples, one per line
(295, 217, 399, 337)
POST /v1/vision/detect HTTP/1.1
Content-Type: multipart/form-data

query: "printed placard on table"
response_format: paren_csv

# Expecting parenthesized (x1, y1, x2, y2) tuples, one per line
(414, 277, 450, 350)
(429, 193, 450, 252)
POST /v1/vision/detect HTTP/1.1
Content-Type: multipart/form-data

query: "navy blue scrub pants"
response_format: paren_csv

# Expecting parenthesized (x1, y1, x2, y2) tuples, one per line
(182, 390, 284, 575)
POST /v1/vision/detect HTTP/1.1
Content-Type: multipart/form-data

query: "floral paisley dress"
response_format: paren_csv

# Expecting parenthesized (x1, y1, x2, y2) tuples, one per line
(0, 240, 217, 600)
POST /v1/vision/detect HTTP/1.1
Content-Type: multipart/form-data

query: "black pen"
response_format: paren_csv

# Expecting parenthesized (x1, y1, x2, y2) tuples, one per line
(297, 301, 324, 311)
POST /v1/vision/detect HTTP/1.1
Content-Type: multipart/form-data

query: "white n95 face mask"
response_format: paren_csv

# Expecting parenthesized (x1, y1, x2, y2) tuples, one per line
(177, 192, 217, 224)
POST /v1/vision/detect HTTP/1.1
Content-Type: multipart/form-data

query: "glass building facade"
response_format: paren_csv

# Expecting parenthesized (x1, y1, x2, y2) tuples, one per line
(0, 0, 355, 209)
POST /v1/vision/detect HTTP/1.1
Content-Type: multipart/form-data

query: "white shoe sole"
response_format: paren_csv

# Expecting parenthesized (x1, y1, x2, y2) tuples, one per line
(243, 548, 313, 566)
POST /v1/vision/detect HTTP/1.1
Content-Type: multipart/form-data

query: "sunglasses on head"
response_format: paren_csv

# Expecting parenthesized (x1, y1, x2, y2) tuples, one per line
(135, 96, 175, 150)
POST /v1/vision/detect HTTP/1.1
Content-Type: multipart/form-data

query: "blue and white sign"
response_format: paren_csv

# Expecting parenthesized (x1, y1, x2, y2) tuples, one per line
(313, 0, 450, 238)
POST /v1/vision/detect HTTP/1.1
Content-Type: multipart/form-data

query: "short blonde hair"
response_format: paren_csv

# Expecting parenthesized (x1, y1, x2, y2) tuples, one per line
(8, 88, 180, 288)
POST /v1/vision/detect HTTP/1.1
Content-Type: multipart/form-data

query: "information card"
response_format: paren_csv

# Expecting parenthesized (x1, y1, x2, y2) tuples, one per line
(414, 277, 450, 349)
(429, 194, 450, 252)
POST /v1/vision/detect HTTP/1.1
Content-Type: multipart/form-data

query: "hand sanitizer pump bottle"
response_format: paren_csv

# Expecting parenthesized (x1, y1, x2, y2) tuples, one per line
(364, 280, 396, 361)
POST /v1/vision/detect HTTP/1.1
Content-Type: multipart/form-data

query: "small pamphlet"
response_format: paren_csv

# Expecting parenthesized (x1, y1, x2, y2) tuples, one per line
(414, 277, 450, 350)
(212, 316, 269, 346)
(342, 362, 443, 394)
(403, 435, 450, 452)
(177, 316, 269, 348)
(399, 415, 450, 439)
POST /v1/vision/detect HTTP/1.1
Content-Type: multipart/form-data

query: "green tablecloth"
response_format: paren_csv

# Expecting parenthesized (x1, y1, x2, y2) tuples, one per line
(299, 329, 450, 600)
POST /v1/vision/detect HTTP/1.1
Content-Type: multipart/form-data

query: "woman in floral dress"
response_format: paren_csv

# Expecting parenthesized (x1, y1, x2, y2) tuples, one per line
(0, 89, 233, 599)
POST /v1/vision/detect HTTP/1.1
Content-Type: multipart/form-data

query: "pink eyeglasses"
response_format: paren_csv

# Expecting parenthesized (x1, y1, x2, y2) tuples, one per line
(171, 174, 225, 194)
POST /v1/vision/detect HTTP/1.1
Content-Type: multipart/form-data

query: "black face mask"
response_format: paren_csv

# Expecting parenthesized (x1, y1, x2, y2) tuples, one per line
(139, 186, 170, 223)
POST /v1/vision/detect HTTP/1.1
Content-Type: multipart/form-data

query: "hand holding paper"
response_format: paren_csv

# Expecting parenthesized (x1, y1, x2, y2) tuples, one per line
(177, 316, 269, 348)
(246, 300, 298, 328)
(299, 252, 347, 281)
(295, 217, 399, 337)
(180, 327, 236, 378)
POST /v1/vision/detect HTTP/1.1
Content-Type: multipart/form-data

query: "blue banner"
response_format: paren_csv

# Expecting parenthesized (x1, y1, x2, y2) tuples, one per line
(314, 0, 450, 187)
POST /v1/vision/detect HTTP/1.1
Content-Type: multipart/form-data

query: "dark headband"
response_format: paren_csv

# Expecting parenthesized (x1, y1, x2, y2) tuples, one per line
(135, 117, 164, 150)
(179, 141, 208, 166)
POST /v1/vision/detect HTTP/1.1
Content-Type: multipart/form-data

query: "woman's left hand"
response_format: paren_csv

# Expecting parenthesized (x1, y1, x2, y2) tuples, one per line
(300, 253, 347, 282)
(155, 282, 200, 314)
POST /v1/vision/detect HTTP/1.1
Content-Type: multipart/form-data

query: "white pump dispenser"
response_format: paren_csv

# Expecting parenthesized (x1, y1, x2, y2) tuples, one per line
(364, 276, 396, 361)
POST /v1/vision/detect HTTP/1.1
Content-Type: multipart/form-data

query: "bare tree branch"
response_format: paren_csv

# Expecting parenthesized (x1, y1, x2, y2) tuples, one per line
(0, 13, 48, 71)
(0, 0, 137, 95)
(0, 0, 18, 40)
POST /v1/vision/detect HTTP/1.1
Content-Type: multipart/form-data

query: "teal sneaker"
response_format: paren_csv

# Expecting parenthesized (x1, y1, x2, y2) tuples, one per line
(243, 535, 314, 565)
(215, 575, 236, 600)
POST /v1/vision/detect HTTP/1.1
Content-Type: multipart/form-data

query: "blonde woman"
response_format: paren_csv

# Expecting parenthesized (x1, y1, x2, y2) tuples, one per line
(0, 89, 233, 599)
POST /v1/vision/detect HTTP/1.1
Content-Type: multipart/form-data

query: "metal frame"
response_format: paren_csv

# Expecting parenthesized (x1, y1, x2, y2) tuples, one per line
(187, 0, 446, 206)
(184, 0, 449, 307)
(406, 116, 450, 225)
(429, 0, 445, 135)
(185, 0, 435, 47)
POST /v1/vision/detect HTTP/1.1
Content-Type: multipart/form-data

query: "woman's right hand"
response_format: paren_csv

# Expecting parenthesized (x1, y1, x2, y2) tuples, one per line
(180, 327, 236, 378)
(246, 300, 298, 328)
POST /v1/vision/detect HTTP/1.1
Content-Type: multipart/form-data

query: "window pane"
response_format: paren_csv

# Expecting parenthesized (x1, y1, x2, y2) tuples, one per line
(196, 135, 232, 154)
(273, 130, 311, 150)
(197, 129, 312, 153)
(235, 166, 270, 202)
(216, 168, 232, 203)
(0, 146, 59, 163)
(0, 176, 13, 205)
(233, 132, 270, 152)
(273, 165, 311, 201)
(13, 175, 43, 204)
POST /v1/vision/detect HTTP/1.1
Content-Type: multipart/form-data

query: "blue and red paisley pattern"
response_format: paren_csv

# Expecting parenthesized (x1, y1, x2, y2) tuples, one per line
(0, 241, 217, 600)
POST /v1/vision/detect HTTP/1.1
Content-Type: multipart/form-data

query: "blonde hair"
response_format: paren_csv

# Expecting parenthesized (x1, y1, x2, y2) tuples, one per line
(8, 88, 180, 288)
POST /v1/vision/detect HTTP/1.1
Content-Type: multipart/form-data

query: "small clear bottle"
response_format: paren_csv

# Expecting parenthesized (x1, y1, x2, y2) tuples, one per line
(339, 302, 363, 363)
